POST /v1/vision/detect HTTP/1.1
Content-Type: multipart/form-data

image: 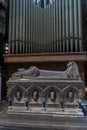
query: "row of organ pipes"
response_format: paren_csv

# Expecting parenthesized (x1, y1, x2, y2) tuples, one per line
(8, 0, 82, 54)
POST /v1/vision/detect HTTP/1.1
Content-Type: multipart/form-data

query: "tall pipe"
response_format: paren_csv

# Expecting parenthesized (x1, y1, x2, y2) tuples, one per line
(70, 0, 73, 52)
(53, 0, 56, 52)
(8, 0, 12, 53)
(30, 0, 32, 53)
(62, 0, 65, 52)
(55, 0, 58, 52)
(49, 4, 51, 52)
(11, 0, 15, 54)
(66, 0, 69, 52)
(28, 0, 30, 53)
(59, 0, 62, 52)
(19, 0, 22, 54)
(78, 0, 82, 51)
(15, 0, 19, 54)
(38, 5, 41, 52)
(8, 0, 82, 54)
(74, 0, 78, 52)
(25, 0, 27, 53)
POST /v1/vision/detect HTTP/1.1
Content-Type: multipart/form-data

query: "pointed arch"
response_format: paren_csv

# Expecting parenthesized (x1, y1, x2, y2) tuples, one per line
(61, 85, 80, 102)
(43, 85, 61, 97)
(25, 85, 43, 97)
(8, 84, 26, 97)
(61, 85, 79, 96)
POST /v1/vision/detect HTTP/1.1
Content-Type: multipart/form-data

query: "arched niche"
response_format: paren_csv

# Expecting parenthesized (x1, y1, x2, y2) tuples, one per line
(43, 85, 61, 103)
(61, 85, 80, 103)
(7, 85, 26, 102)
(25, 85, 43, 102)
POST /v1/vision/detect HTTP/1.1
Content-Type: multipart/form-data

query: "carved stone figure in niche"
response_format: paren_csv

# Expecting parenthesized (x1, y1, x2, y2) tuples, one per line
(49, 91, 56, 102)
(32, 90, 39, 102)
(15, 90, 22, 101)
(67, 91, 74, 102)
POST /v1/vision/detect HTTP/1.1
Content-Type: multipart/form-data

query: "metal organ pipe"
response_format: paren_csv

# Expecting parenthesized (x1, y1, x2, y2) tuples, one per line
(28, 0, 30, 53)
(51, 5, 53, 53)
(53, 0, 55, 52)
(15, 0, 19, 54)
(74, 0, 78, 52)
(56, 0, 58, 52)
(19, 0, 22, 54)
(70, 0, 73, 52)
(8, 0, 82, 54)
(25, 0, 28, 53)
(62, 0, 65, 52)
(65, 0, 69, 52)
(59, 0, 61, 52)
(8, 0, 12, 54)
(11, 0, 14, 54)
(78, 0, 82, 51)
(48, 4, 51, 52)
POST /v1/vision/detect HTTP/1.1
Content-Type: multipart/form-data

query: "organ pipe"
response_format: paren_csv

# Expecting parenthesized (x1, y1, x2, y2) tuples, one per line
(19, 0, 22, 54)
(11, 0, 14, 54)
(25, 0, 28, 53)
(48, 4, 51, 52)
(53, 0, 55, 52)
(8, 0, 12, 53)
(74, 0, 78, 52)
(62, 0, 65, 52)
(65, 0, 69, 52)
(15, 0, 18, 54)
(28, 0, 30, 53)
(50, 3, 53, 52)
(78, 0, 82, 51)
(56, 0, 58, 52)
(8, 0, 82, 54)
(70, 0, 73, 52)
(59, 0, 62, 52)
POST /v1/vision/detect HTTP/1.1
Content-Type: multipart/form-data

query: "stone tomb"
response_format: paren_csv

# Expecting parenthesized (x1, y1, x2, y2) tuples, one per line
(7, 61, 84, 117)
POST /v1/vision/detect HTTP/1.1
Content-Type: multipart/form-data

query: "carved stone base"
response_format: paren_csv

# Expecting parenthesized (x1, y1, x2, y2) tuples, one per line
(7, 77, 84, 117)
(7, 106, 84, 117)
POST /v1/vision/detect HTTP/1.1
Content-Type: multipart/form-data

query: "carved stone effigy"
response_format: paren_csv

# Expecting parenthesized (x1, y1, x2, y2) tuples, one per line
(7, 61, 84, 117)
